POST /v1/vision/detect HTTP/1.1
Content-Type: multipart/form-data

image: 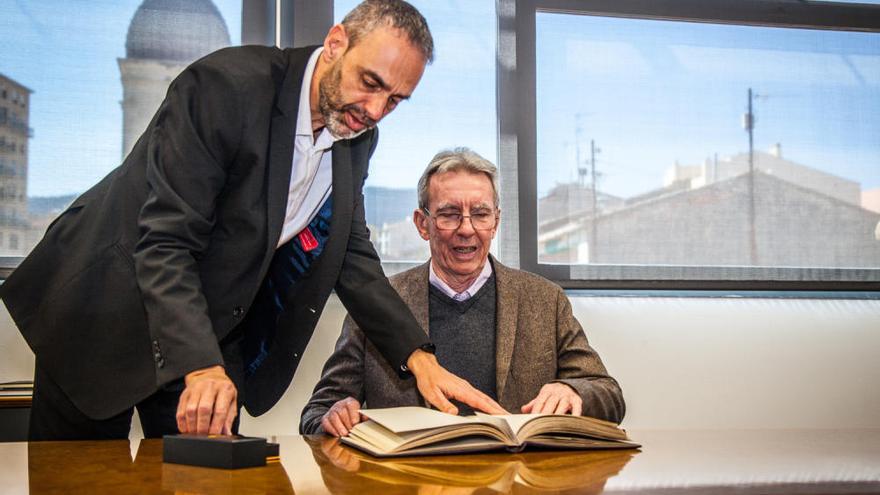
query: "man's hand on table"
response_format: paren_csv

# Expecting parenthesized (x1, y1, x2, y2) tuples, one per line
(177, 365, 238, 435)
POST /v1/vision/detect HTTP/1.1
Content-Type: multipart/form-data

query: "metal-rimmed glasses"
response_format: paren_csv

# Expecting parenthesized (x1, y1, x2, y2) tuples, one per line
(422, 207, 498, 231)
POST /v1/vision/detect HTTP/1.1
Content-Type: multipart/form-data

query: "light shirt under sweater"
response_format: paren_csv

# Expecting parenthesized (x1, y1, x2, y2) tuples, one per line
(277, 47, 367, 247)
(428, 259, 493, 301)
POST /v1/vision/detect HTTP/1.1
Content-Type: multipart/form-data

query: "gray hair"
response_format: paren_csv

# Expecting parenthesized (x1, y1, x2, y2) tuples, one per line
(342, 0, 434, 63)
(418, 148, 499, 210)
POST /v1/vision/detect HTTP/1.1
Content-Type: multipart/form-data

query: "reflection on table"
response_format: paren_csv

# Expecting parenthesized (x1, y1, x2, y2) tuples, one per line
(306, 435, 634, 494)
(25, 438, 293, 494)
(1, 430, 878, 494)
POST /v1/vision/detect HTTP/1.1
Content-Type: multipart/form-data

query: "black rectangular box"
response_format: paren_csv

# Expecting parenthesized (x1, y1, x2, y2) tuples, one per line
(163, 434, 278, 469)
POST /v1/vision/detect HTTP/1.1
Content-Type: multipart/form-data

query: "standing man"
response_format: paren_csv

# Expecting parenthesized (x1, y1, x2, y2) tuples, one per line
(0, 0, 502, 441)
(300, 148, 625, 437)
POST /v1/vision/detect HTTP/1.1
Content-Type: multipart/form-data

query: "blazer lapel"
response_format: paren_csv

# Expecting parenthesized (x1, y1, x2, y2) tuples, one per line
(265, 47, 315, 255)
(493, 256, 519, 401)
(327, 140, 354, 256)
(398, 262, 431, 336)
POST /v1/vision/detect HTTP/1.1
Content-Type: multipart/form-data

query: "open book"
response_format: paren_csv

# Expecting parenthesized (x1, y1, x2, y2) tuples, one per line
(340, 406, 639, 457)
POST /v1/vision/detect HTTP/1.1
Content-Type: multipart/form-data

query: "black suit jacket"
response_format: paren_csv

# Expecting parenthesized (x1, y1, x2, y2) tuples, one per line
(0, 45, 429, 419)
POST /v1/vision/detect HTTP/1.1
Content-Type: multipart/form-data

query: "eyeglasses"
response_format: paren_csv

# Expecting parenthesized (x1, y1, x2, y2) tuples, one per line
(422, 207, 498, 231)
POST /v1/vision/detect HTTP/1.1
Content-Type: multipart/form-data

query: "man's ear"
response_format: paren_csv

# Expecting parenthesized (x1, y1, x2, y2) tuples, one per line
(413, 208, 431, 241)
(323, 24, 350, 62)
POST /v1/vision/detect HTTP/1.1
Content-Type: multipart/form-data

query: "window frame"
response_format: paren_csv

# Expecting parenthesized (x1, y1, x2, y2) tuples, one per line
(503, 0, 880, 291)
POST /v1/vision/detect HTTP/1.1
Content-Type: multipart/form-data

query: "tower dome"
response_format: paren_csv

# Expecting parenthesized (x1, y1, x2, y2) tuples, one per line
(125, 0, 230, 62)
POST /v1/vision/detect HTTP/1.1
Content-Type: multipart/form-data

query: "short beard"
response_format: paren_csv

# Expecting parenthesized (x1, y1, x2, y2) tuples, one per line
(318, 59, 375, 139)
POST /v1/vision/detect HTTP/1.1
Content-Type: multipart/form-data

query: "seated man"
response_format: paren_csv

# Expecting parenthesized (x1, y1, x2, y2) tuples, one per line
(300, 148, 625, 436)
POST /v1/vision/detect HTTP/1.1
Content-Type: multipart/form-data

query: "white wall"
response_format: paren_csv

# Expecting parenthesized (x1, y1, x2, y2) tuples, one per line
(571, 296, 880, 430)
(2, 294, 879, 437)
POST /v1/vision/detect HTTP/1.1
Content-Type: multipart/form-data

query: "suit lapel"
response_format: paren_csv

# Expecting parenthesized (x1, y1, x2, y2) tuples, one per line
(493, 256, 519, 401)
(265, 47, 315, 254)
(328, 140, 354, 256)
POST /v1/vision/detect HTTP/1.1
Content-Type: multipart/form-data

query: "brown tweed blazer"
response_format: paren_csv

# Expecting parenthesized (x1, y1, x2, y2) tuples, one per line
(299, 256, 625, 434)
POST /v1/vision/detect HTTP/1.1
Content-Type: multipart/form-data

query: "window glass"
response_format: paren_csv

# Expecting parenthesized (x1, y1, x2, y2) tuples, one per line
(334, 0, 498, 267)
(536, 13, 880, 277)
(0, 0, 242, 257)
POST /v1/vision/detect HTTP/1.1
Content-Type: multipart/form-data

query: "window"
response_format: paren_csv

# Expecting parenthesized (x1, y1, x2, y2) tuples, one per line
(506, 0, 880, 289)
(3, 1, 877, 291)
(334, 0, 498, 272)
(0, 0, 244, 258)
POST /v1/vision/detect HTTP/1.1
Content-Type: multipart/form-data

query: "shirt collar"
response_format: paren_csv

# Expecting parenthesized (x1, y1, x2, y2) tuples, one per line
(296, 47, 366, 149)
(429, 259, 494, 301)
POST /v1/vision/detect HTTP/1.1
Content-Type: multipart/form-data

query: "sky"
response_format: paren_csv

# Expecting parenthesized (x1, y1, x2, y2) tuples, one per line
(0, 0, 242, 197)
(0, 0, 877, 200)
(536, 13, 880, 198)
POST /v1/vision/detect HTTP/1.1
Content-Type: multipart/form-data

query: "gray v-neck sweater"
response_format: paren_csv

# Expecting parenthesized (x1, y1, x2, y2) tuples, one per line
(428, 273, 497, 404)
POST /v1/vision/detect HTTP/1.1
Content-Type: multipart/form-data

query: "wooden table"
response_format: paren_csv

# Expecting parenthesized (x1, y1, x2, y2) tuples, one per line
(1, 429, 878, 494)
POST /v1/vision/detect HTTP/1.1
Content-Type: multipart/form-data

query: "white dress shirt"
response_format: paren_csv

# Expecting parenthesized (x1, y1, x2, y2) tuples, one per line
(429, 260, 493, 301)
(276, 47, 366, 248)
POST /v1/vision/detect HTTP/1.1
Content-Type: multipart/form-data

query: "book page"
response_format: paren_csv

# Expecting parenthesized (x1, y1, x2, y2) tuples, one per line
(360, 407, 476, 433)
(360, 407, 516, 441)
(476, 412, 630, 443)
(481, 413, 542, 437)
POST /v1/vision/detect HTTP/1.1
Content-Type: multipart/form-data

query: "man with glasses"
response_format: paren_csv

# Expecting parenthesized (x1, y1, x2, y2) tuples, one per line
(300, 148, 625, 436)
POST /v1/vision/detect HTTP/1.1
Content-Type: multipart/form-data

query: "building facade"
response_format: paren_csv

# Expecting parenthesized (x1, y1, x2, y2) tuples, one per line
(0, 74, 32, 256)
(538, 148, 880, 267)
(118, 0, 230, 157)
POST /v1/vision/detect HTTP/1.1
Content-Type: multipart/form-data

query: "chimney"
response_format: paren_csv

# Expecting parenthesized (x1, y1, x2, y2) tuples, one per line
(769, 143, 782, 158)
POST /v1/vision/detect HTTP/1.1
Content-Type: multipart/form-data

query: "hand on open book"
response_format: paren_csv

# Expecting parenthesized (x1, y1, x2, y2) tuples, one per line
(322, 396, 363, 437)
(521, 382, 582, 415)
(406, 349, 508, 416)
